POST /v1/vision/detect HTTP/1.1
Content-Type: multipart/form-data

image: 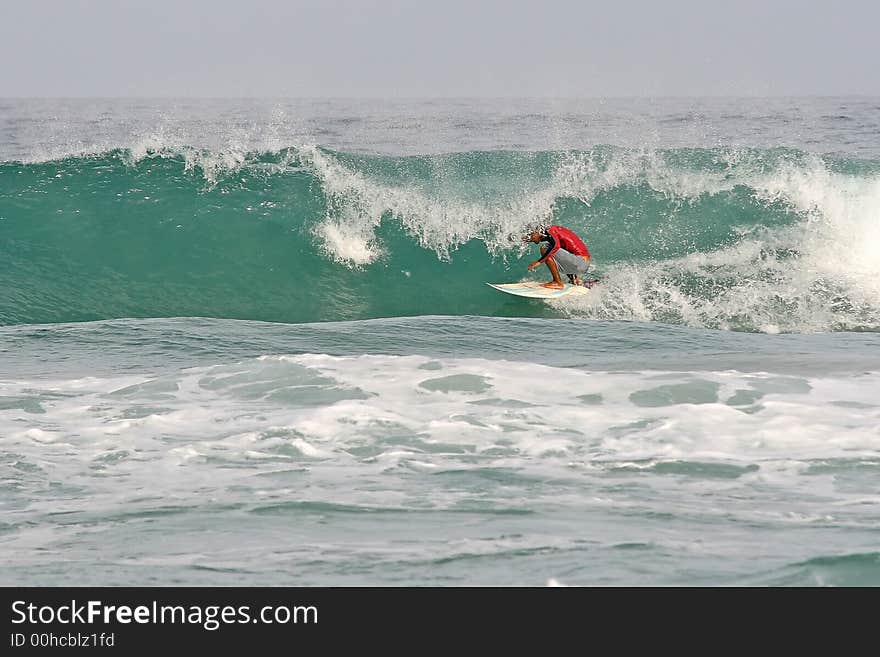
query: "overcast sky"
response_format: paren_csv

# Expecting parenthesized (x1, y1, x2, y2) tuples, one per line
(2, 0, 878, 97)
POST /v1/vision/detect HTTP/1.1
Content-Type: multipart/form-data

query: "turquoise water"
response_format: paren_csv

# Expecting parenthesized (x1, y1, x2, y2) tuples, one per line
(1, 98, 879, 586)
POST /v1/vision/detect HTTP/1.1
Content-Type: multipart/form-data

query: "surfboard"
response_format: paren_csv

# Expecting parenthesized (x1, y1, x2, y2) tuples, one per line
(486, 281, 592, 299)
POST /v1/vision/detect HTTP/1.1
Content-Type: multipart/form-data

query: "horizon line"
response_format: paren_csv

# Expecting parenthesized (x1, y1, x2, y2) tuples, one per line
(2, 94, 879, 101)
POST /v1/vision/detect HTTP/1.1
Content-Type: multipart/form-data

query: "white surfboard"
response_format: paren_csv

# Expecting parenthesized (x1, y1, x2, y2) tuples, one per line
(486, 281, 593, 299)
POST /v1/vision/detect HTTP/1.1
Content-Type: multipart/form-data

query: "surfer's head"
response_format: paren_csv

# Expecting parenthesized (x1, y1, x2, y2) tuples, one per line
(522, 224, 548, 243)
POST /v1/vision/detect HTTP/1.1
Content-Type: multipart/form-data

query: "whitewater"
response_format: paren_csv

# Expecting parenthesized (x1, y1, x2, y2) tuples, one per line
(1, 97, 879, 585)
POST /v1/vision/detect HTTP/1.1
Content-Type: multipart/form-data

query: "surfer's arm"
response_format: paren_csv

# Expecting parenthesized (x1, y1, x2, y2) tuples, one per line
(535, 235, 559, 265)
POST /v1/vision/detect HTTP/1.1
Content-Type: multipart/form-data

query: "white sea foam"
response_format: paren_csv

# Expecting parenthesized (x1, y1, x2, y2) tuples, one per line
(4, 355, 877, 481)
(2, 350, 878, 585)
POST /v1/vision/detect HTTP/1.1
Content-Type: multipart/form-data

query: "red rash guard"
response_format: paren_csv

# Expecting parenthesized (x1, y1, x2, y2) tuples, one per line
(536, 225, 590, 264)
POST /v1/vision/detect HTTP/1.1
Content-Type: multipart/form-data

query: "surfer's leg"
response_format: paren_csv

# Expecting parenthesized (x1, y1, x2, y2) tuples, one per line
(541, 256, 564, 289)
(537, 245, 564, 288)
(571, 256, 590, 286)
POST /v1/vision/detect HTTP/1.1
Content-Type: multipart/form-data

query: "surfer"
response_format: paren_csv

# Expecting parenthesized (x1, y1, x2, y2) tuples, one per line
(523, 224, 592, 289)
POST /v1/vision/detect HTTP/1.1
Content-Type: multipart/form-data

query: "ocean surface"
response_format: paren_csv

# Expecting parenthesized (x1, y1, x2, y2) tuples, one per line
(1, 97, 879, 586)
